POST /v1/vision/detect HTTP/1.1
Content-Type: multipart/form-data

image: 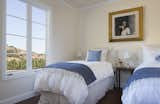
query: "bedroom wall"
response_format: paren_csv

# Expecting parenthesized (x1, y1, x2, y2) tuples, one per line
(0, 0, 79, 103)
(78, 0, 160, 55)
(1, 0, 160, 102)
(78, 0, 160, 87)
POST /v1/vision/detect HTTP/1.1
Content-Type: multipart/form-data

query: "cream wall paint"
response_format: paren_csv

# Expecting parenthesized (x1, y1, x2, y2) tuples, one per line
(1, 0, 160, 102)
(78, 0, 160, 56)
(78, 0, 160, 87)
(43, 0, 79, 64)
(0, 0, 79, 102)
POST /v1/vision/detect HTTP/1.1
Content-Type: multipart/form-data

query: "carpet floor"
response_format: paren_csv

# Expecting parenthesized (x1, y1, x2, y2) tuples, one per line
(16, 88, 122, 104)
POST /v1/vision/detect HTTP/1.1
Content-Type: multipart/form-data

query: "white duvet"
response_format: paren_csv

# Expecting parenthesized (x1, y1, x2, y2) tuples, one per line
(122, 61, 160, 104)
(34, 61, 114, 104)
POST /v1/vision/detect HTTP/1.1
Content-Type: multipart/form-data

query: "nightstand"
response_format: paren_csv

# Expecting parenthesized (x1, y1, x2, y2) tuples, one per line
(115, 67, 135, 88)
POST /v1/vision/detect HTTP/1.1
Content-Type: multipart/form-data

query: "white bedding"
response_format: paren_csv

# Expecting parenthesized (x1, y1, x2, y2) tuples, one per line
(34, 61, 114, 104)
(122, 61, 160, 104)
(39, 76, 113, 104)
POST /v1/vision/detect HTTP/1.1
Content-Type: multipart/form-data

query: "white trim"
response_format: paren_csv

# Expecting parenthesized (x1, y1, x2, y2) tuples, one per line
(7, 14, 47, 26)
(0, 90, 38, 104)
(7, 33, 45, 40)
(44, 7, 51, 66)
(4, 71, 35, 80)
(3, 69, 42, 80)
(80, 0, 119, 10)
(7, 14, 27, 21)
(2, 0, 49, 80)
(27, 3, 32, 72)
(7, 33, 26, 38)
(21, 0, 51, 10)
(1, 0, 7, 80)
(60, 0, 75, 9)
(32, 21, 47, 26)
(46, 9, 52, 65)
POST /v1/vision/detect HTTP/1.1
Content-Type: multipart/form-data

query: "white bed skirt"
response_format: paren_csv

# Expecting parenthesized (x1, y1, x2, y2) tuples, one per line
(38, 76, 114, 104)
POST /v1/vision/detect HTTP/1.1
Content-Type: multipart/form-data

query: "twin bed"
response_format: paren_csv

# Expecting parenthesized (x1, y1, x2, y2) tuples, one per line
(34, 46, 160, 104)
(122, 61, 160, 104)
(122, 45, 160, 104)
(34, 61, 114, 104)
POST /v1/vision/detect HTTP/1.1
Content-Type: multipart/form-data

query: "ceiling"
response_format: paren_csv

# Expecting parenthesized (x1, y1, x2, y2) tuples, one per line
(64, 0, 109, 8)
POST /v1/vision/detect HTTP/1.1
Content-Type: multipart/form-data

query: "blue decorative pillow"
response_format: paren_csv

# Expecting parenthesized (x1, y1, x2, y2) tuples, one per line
(155, 55, 160, 62)
(87, 50, 102, 61)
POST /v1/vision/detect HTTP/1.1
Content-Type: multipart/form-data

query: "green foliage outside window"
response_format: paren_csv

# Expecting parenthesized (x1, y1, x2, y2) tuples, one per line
(32, 58, 46, 69)
(7, 46, 45, 71)
(7, 58, 45, 70)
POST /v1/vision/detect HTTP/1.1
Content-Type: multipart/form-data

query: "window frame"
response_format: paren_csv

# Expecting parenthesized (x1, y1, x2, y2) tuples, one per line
(1, 0, 50, 80)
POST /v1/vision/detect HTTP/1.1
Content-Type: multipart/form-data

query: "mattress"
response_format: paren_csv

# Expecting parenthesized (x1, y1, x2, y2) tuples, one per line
(38, 76, 114, 104)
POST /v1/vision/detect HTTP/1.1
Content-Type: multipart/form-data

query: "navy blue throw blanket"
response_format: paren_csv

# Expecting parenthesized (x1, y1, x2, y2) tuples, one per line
(124, 67, 160, 89)
(46, 62, 96, 85)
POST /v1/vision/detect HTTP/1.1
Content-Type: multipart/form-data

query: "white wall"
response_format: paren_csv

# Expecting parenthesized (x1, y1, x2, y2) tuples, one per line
(1, 0, 160, 102)
(44, 0, 79, 64)
(78, 0, 160, 56)
(78, 0, 160, 87)
(0, 0, 79, 102)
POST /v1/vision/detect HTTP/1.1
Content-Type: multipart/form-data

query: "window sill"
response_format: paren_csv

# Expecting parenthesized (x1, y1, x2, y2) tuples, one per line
(2, 70, 35, 80)
(33, 68, 44, 72)
(2, 68, 44, 80)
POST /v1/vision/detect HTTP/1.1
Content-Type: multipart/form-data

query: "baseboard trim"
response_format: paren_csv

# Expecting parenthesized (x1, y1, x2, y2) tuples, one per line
(0, 90, 37, 104)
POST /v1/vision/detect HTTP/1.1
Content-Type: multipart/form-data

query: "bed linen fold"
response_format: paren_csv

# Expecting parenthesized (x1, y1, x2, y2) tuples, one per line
(124, 67, 160, 89)
(46, 62, 96, 85)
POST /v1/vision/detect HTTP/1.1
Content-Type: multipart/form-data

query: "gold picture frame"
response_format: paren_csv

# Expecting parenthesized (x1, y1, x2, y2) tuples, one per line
(109, 7, 143, 42)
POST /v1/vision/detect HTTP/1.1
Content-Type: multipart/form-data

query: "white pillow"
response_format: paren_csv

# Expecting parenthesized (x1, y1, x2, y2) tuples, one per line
(142, 45, 160, 63)
(86, 48, 108, 61)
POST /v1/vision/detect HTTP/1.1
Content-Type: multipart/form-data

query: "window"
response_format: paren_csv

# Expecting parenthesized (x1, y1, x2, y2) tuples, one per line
(5, 0, 48, 74)
(32, 7, 46, 69)
(6, 0, 27, 72)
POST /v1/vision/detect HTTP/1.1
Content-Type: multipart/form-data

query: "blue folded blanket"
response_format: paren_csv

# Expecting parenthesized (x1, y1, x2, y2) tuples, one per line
(46, 62, 96, 85)
(124, 67, 160, 89)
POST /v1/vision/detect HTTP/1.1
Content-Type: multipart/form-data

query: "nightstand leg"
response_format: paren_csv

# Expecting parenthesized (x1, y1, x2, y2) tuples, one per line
(119, 69, 120, 88)
(114, 71, 116, 88)
(115, 71, 118, 88)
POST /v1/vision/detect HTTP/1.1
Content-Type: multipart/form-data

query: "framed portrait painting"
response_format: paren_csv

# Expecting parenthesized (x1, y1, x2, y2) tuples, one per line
(109, 7, 143, 42)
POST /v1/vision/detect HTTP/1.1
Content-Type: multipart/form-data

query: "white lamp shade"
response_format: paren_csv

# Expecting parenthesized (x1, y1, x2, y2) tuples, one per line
(77, 52, 82, 57)
(123, 51, 130, 59)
